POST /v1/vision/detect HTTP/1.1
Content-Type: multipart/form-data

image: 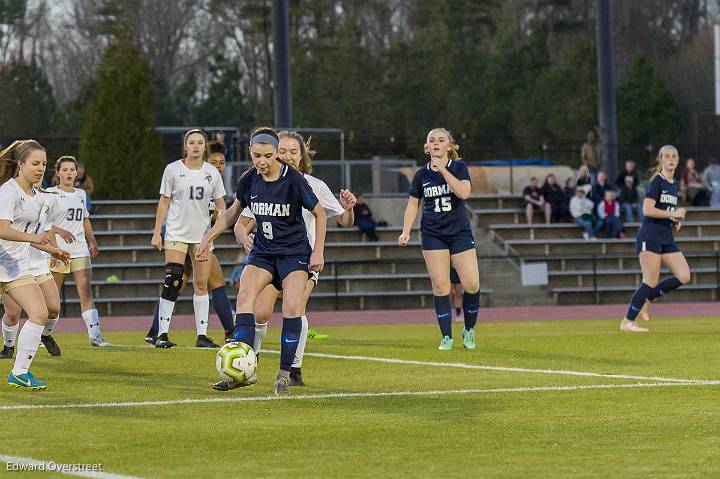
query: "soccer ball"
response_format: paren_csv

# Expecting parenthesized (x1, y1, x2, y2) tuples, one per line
(216, 342, 257, 382)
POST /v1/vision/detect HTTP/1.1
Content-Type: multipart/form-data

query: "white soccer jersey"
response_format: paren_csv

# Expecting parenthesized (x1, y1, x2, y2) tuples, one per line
(46, 186, 90, 259)
(28, 191, 62, 275)
(0, 179, 43, 282)
(241, 173, 344, 250)
(160, 160, 226, 243)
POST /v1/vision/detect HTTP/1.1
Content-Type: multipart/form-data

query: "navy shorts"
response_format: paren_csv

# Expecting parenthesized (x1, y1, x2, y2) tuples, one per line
(635, 239, 680, 255)
(421, 231, 476, 255)
(450, 267, 460, 284)
(248, 253, 310, 290)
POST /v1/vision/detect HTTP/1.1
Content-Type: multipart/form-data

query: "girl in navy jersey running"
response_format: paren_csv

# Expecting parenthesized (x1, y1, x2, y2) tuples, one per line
(197, 127, 327, 395)
(621, 145, 689, 332)
(398, 128, 481, 350)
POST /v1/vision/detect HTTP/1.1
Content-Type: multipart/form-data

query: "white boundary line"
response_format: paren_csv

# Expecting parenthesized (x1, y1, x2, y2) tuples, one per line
(110, 344, 708, 384)
(1, 381, 719, 411)
(0, 454, 142, 478)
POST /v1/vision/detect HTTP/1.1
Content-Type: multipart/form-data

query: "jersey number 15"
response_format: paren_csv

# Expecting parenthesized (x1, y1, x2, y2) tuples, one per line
(433, 197, 451, 212)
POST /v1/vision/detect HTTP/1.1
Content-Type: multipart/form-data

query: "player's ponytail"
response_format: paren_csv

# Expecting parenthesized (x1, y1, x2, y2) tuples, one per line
(53, 155, 79, 186)
(0, 140, 45, 186)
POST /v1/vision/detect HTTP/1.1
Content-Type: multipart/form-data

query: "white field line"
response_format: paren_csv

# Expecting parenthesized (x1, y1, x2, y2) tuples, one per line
(110, 344, 710, 384)
(0, 454, 142, 478)
(1, 381, 719, 412)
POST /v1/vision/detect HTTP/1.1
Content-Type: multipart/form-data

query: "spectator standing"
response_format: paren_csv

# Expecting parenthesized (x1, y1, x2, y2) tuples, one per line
(540, 174, 568, 222)
(703, 158, 720, 207)
(570, 187, 599, 240)
(581, 129, 602, 179)
(522, 177, 550, 224)
(354, 194, 379, 241)
(681, 158, 707, 206)
(74, 164, 94, 212)
(615, 160, 639, 190)
(618, 176, 643, 222)
(597, 190, 623, 238)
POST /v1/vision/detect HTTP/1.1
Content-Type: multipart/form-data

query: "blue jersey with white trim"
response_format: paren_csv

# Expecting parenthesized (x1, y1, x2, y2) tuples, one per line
(236, 163, 319, 256)
(636, 173, 678, 244)
(409, 159, 472, 237)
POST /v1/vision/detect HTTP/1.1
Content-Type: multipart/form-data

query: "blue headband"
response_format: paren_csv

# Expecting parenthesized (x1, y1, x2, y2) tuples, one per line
(250, 133, 278, 148)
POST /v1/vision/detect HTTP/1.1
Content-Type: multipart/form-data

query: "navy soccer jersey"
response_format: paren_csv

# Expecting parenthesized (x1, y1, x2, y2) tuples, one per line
(637, 173, 679, 245)
(235, 163, 319, 256)
(409, 159, 472, 237)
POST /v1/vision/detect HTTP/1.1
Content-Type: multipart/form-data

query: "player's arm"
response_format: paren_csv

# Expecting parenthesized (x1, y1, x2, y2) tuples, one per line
(433, 159, 471, 199)
(151, 195, 170, 251)
(398, 196, 420, 246)
(337, 188, 356, 227)
(51, 225, 74, 243)
(309, 202, 326, 273)
(234, 215, 256, 254)
(213, 197, 227, 219)
(0, 220, 48, 245)
(198, 199, 243, 260)
(83, 217, 99, 258)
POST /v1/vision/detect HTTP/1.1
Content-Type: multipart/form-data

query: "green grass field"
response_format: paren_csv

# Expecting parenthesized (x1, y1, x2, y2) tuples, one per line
(2, 316, 720, 478)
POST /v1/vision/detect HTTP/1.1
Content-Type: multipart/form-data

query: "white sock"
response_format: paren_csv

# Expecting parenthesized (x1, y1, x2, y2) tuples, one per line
(12, 321, 44, 375)
(254, 322, 268, 352)
(81, 309, 101, 339)
(2, 320, 18, 347)
(43, 314, 59, 336)
(292, 314, 309, 368)
(193, 294, 209, 336)
(158, 298, 175, 335)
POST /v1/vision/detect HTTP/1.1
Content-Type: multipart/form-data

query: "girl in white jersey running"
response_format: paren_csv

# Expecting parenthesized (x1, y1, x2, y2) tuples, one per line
(231, 131, 356, 388)
(48, 156, 109, 347)
(0, 140, 70, 390)
(151, 129, 227, 348)
(0, 179, 75, 359)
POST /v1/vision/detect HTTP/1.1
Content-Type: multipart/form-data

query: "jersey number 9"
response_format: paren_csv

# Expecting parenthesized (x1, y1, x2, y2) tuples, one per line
(434, 197, 451, 213)
(261, 221, 273, 240)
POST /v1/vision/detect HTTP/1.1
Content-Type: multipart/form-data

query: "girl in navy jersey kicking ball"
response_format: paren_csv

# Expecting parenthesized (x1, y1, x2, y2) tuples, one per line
(398, 128, 481, 350)
(621, 145, 689, 332)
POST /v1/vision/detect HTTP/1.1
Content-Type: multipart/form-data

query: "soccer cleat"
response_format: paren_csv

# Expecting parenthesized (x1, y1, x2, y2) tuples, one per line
(224, 329, 234, 343)
(289, 369, 305, 387)
(274, 375, 291, 395)
(620, 318, 648, 332)
(640, 301, 650, 321)
(155, 333, 176, 349)
(196, 335, 220, 348)
(212, 372, 257, 391)
(7, 371, 47, 390)
(307, 328, 329, 340)
(0, 346, 14, 359)
(90, 336, 111, 347)
(462, 328, 476, 350)
(438, 336, 454, 350)
(41, 335, 61, 356)
(144, 333, 156, 345)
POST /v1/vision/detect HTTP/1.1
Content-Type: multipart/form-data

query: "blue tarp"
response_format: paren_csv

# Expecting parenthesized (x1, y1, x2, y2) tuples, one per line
(469, 157, 556, 167)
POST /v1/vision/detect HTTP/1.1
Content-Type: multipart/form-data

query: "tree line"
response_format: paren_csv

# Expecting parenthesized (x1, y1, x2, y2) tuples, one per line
(0, 0, 713, 198)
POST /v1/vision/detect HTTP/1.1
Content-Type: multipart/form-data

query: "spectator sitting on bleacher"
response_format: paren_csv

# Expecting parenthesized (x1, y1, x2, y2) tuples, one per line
(597, 190, 623, 238)
(353, 193, 379, 242)
(540, 174, 568, 222)
(591, 171, 613, 206)
(570, 187, 599, 240)
(681, 158, 707, 206)
(563, 177, 576, 218)
(522, 177, 550, 224)
(615, 160, 639, 190)
(576, 165, 592, 190)
(618, 175, 643, 222)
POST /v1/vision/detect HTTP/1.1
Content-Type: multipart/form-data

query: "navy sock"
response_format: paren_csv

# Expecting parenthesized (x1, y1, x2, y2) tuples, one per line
(233, 313, 255, 347)
(280, 317, 302, 373)
(433, 295, 452, 338)
(647, 277, 683, 301)
(626, 283, 655, 320)
(149, 302, 159, 336)
(462, 291, 480, 330)
(211, 286, 234, 331)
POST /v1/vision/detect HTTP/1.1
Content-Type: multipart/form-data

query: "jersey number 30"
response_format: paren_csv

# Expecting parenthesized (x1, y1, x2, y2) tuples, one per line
(66, 208, 83, 221)
(434, 197, 451, 212)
